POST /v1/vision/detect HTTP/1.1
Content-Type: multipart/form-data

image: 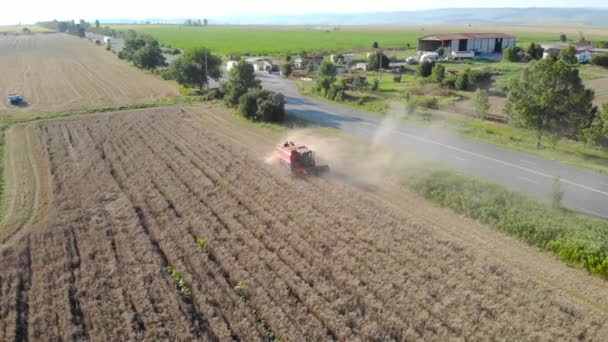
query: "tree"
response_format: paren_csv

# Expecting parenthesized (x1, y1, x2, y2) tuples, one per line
(431, 64, 445, 83)
(503, 46, 522, 62)
(132, 43, 166, 70)
(455, 71, 469, 90)
(21, 27, 31, 34)
(473, 89, 490, 118)
(372, 41, 379, 49)
(203, 18, 208, 26)
(280, 62, 293, 78)
(526, 42, 544, 60)
(317, 60, 337, 94)
(505, 59, 597, 148)
(368, 51, 389, 71)
(57, 21, 68, 32)
(559, 45, 577, 64)
(591, 54, 608, 68)
(560, 34, 567, 42)
(222, 62, 261, 107)
(417, 61, 434, 77)
(95, 20, 100, 29)
(170, 47, 222, 91)
(238, 89, 285, 122)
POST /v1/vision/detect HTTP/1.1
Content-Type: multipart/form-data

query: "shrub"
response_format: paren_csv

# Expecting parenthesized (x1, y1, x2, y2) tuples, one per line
(442, 75, 457, 89)
(410, 168, 608, 276)
(414, 96, 439, 109)
(393, 74, 402, 83)
(591, 54, 608, 68)
(503, 46, 523, 62)
(371, 79, 380, 91)
(417, 61, 434, 77)
(326, 80, 346, 101)
(238, 89, 285, 122)
(467, 68, 493, 89)
(280, 62, 294, 78)
(559, 45, 578, 64)
(431, 64, 445, 83)
(201, 88, 224, 101)
(455, 71, 469, 90)
(172, 48, 181, 55)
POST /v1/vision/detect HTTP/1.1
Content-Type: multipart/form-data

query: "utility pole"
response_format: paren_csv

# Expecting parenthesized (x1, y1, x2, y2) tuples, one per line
(205, 53, 208, 89)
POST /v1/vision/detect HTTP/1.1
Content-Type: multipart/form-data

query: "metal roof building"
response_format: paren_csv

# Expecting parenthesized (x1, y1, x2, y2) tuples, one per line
(418, 33, 516, 55)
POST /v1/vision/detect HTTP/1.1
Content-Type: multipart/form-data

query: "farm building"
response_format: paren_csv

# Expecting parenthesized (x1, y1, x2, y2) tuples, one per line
(418, 33, 516, 55)
(294, 55, 325, 71)
(540, 42, 595, 62)
(245, 57, 273, 72)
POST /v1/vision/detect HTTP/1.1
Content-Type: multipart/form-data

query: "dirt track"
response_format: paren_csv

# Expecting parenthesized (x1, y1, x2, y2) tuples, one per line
(0, 105, 607, 340)
(0, 34, 177, 114)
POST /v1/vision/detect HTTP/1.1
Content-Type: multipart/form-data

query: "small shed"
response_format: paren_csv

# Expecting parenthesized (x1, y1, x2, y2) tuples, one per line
(418, 33, 516, 55)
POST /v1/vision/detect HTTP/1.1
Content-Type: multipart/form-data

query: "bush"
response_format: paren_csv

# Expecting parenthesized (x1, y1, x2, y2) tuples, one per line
(238, 89, 285, 122)
(413, 96, 439, 109)
(201, 88, 224, 101)
(442, 75, 457, 89)
(503, 46, 523, 62)
(417, 61, 434, 77)
(326, 80, 347, 101)
(370, 79, 380, 91)
(455, 71, 469, 90)
(393, 74, 402, 83)
(172, 48, 181, 55)
(431, 64, 445, 83)
(410, 168, 608, 276)
(591, 54, 608, 68)
(280, 62, 293, 78)
(467, 68, 493, 89)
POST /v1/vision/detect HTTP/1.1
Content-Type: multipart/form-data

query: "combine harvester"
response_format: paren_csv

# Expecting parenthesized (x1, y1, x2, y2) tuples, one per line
(276, 141, 329, 177)
(8, 94, 24, 106)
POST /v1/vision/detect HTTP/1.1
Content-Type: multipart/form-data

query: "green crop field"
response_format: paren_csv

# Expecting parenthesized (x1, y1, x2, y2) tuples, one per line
(111, 24, 608, 55)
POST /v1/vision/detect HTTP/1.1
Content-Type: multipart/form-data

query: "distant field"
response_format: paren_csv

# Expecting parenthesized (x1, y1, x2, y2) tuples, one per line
(0, 25, 52, 33)
(111, 24, 608, 55)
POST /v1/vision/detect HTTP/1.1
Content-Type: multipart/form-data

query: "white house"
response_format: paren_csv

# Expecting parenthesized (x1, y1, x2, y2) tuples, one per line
(541, 42, 593, 63)
(351, 62, 368, 71)
(103, 36, 112, 44)
(245, 57, 273, 72)
(418, 33, 516, 55)
(226, 60, 239, 71)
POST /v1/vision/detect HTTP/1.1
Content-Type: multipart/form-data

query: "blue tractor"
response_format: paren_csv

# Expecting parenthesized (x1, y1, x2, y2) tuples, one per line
(8, 94, 24, 106)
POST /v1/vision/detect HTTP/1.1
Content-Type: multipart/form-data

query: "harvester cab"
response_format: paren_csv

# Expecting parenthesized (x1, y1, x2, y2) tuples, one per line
(276, 141, 329, 177)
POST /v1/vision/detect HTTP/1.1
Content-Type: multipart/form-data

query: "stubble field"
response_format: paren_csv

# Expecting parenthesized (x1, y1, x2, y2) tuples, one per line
(1, 106, 607, 340)
(0, 34, 177, 115)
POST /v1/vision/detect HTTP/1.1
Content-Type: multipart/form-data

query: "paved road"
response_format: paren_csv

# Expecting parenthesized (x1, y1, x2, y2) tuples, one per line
(256, 72, 608, 220)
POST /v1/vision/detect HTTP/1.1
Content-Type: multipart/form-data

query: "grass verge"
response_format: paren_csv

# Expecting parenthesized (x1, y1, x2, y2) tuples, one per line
(405, 166, 608, 276)
(0, 96, 203, 125)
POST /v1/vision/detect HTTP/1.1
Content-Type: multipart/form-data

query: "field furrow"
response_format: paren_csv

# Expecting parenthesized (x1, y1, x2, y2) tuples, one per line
(1, 105, 607, 340)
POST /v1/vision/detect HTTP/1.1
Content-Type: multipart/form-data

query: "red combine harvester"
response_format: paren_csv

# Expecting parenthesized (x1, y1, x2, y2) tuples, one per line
(275, 141, 329, 177)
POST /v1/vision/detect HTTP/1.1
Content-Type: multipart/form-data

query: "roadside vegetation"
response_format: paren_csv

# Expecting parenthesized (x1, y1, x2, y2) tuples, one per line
(405, 166, 608, 276)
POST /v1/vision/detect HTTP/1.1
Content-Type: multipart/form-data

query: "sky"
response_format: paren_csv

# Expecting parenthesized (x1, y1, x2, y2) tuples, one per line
(1, 0, 607, 26)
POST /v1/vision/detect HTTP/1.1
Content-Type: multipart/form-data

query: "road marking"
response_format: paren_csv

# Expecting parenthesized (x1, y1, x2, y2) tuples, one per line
(518, 176, 538, 184)
(519, 159, 537, 166)
(579, 208, 606, 219)
(359, 121, 608, 197)
(452, 156, 468, 161)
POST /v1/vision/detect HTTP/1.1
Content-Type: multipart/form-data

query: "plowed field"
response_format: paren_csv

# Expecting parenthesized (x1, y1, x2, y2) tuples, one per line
(1, 106, 607, 340)
(0, 34, 177, 114)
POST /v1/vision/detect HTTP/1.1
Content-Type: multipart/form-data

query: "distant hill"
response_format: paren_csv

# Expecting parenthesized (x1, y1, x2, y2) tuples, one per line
(215, 8, 608, 27)
(99, 8, 608, 27)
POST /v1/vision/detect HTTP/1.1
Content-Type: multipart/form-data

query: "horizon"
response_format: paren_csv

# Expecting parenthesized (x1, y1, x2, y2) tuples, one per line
(2, 2, 608, 26)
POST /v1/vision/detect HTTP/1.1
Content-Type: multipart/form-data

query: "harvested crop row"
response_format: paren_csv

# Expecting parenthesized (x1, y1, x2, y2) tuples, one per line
(0, 34, 177, 115)
(0, 106, 606, 340)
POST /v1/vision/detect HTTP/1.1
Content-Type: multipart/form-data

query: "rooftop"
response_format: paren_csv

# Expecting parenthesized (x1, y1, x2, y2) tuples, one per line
(419, 33, 515, 41)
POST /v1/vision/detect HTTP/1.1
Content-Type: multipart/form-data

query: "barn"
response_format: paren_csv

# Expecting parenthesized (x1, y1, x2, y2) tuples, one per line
(418, 33, 516, 55)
